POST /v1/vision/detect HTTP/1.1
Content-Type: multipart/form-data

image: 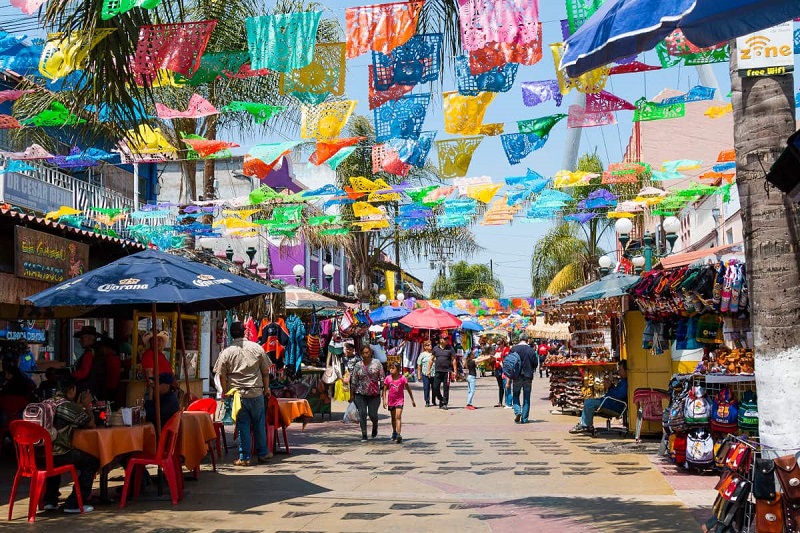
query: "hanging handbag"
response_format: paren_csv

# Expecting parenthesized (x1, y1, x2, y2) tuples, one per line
(756, 494, 784, 533)
(775, 454, 800, 502)
(754, 458, 778, 500)
(785, 497, 800, 533)
(322, 351, 342, 385)
(307, 307, 322, 363)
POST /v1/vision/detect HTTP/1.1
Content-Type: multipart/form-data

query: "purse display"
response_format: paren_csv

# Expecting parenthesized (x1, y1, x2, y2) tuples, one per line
(754, 458, 777, 501)
(775, 454, 800, 502)
(756, 494, 784, 533)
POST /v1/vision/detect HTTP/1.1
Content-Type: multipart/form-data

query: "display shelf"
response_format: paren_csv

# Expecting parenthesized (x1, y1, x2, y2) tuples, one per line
(544, 361, 616, 367)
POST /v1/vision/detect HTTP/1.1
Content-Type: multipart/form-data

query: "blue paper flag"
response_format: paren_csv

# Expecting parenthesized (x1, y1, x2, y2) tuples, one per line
(372, 34, 442, 91)
(374, 94, 431, 142)
(388, 131, 436, 167)
(500, 133, 549, 165)
(660, 85, 716, 105)
(455, 56, 518, 96)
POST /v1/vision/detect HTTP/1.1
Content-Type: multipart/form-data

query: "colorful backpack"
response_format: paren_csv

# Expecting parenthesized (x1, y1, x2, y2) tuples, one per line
(502, 351, 522, 380)
(684, 386, 711, 425)
(671, 432, 688, 466)
(686, 427, 715, 469)
(665, 380, 690, 434)
(23, 398, 68, 441)
(738, 391, 759, 432)
(710, 387, 739, 434)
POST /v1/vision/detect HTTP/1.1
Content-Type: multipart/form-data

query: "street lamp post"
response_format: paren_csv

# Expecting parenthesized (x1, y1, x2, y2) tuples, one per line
(615, 216, 680, 273)
(292, 264, 305, 286)
(598, 255, 613, 276)
(323, 263, 336, 292)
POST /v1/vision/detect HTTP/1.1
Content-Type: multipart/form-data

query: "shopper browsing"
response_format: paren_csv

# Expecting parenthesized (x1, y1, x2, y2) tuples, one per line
(510, 334, 537, 424)
(349, 346, 385, 441)
(383, 361, 416, 443)
(416, 341, 436, 407)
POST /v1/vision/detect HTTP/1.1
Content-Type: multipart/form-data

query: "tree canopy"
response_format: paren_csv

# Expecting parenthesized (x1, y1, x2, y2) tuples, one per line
(430, 261, 503, 299)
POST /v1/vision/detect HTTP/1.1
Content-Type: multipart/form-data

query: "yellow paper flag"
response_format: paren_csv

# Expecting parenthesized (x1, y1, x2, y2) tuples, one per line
(301, 100, 357, 139)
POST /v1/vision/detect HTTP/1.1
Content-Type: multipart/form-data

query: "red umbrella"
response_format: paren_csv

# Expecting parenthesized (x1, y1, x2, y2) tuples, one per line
(399, 307, 462, 330)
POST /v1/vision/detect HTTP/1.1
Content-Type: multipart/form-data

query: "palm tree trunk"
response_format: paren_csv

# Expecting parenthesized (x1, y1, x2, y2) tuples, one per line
(730, 41, 800, 456)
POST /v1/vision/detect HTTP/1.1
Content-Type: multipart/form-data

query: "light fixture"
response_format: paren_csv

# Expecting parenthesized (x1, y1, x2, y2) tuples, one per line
(225, 246, 234, 261)
(347, 284, 356, 295)
(598, 256, 612, 269)
(615, 218, 633, 250)
(379, 294, 387, 303)
(663, 216, 681, 250)
(396, 292, 405, 302)
(323, 263, 336, 290)
(632, 255, 646, 272)
(292, 264, 305, 285)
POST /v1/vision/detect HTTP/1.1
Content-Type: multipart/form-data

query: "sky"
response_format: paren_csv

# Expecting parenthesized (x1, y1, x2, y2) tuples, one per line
(1, 0, 734, 297)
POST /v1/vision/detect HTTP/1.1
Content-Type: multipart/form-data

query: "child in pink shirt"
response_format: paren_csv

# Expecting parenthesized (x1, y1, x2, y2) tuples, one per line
(383, 361, 416, 443)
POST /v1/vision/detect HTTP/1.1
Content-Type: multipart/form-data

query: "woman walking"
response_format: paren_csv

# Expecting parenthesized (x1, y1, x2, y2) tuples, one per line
(493, 339, 510, 407)
(349, 346, 385, 441)
(465, 351, 477, 410)
(416, 340, 435, 407)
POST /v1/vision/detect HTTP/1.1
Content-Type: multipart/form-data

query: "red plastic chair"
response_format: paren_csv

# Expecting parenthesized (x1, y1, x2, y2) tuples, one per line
(633, 388, 670, 443)
(119, 412, 183, 507)
(1, 396, 31, 459)
(186, 399, 220, 473)
(8, 420, 85, 522)
(266, 396, 289, 455)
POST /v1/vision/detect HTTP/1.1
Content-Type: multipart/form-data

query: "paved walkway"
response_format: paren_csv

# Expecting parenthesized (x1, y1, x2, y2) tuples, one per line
(0, 375, 716, 532)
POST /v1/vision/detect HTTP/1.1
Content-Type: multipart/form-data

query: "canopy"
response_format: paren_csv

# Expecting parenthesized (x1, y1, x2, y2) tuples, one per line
(459, 319, 485, 332)
(561, 0, 800, 77)
(25, 249, 280, 312)
(369, 305, 410, 324)
(399, 307, 462, 330)
(525, 321, 572, 341)
(556, 273, 641, 305)
(284, 285, 339, 310)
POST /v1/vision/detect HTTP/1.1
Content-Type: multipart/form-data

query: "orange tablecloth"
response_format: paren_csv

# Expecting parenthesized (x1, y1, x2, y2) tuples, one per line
(72, 424, 157, 468)
(179, 411, 216, 470)
(276, 398, 313, 427)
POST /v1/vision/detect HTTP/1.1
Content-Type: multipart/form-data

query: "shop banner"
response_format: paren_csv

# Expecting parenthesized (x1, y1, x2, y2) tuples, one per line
(736, 21, 794, 77)
(14, 226, 89, 283)
(2, 171, 72, 213)
(0, 319, 48, 343)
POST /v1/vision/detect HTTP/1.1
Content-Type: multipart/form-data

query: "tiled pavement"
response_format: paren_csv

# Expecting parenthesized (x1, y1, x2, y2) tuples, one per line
(0, 375, 716, 532)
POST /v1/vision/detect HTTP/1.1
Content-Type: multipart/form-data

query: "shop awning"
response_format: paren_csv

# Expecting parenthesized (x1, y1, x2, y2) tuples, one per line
(556, 273, 640, 305)
(657, 242, 744, 269)
(284, 285, 339, 310)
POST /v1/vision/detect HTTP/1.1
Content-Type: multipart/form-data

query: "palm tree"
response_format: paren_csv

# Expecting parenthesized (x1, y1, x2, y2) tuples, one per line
(729, 45, 800, 454)
(529, 222, 599, 296)
(430, 261, 503, 299)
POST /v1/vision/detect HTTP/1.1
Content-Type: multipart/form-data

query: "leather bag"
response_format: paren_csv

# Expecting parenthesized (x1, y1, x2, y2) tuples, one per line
(756, 494, 784, 533)
(775, 454, 800, 502)
(785, 496, 800, 533)
(754, 458, 778, 501)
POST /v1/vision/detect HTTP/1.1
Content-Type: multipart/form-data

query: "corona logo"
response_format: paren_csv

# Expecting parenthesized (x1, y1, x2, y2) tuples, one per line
(97, 278, 149, 292)
(740, 34, 792, 60)
(192, 274, 233, 287)
(118, 278, 140, 285)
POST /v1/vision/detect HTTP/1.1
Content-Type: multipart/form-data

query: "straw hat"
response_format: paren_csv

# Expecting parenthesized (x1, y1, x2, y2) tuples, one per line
(142, 330, 169, 345)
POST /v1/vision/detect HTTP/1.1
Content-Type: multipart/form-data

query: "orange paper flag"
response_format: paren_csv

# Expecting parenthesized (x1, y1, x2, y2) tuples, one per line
(183, 138, 240, 158)
(309, 137, 365, 165)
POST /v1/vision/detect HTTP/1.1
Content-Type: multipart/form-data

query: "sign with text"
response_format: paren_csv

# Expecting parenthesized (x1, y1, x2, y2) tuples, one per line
(736, 22, 794, 77)
(3, 171, 73, 214)
(14, 226, 89, 283)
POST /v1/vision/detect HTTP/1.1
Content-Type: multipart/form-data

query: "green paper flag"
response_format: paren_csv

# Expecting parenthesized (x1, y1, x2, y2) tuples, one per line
(566, 0, 606, 33)
(249, 186, 281, 205)
(319, 227, 349, 236)
(308, 215, 340, 226)
(174, 52, 249, 86)
(221, 101, 286, 123)
(325, 146, 357, 170)
(517, 114, 567, 137)
(655, 41, 730, 69)
(407, 186, 438, 204)
(633, 98, 685, 122)
(23, 102, 86, 127)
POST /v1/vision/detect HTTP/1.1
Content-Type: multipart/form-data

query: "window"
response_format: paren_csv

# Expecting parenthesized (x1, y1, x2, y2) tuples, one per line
(726, 228, 734, 245)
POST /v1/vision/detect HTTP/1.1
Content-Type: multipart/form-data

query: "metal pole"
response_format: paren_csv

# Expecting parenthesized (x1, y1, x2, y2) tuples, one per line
(133, 163, 140, 208)
(644, 245, 653, 273)
(394, 203, 403, 293)
(176, 304, 193, 407)
(151, 303, 161, 438)
(561, 92, 586, 171)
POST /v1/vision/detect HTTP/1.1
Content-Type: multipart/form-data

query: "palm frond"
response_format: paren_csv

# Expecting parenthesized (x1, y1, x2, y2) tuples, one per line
(546, 263, 584, 295)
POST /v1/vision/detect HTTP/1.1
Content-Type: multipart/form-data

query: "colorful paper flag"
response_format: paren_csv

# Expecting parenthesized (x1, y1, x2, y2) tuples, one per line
(500, 133, 549, 165)
(301, 100, 357, 140)
(436, 137, 483, 179)
(246, 11, 321, 72)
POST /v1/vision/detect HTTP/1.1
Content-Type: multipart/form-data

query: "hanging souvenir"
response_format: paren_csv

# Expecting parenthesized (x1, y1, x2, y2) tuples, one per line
(436, 136, 483, 179)
(132, 21, 217, 79)
(45, 205, 82, 220)
(301, 100, 357, 140)
(246, 11, 321, 72)
(705, 104, 733, 119)
(455, 56, 518, 96)
(368, 64, 414, 110)
(0, 143, 53, 160)
(632, 98, 685, 122)
(566, 0, 604, 33)
(280, 42, 346, 105)
(309, 137, 364, 165)
(346, 1, 423, 59)
(459, 0, 540, 52)
(585, 91, 635, 113)
(407, 185, 438, 204)
(0, 115, 22, 129)
(500, 133, 549, 165)
(39, 29, 116, 80)
(123, 124, 176, 155)
(551, 42, 610, 95)
(372, 33, 441, 91)
(661, 85, 716, 105)
(49, 147, 117, 168)
(353, 219, 390, 231)
(372, 144, 411, 176)
(373, 93, 430, 142)
(518, 114, 567, 137)
(388, 131, 436, 167)
(174, 51, 249, 86)
(521, 80, 563, 107)
(468, 35, 542, 74)
(155, 93, 218, 119)
(608, 61, 662, 75)
(444, 91, 498, 136)
(567, 104, 615, 128)
(221, 101, 286, 124)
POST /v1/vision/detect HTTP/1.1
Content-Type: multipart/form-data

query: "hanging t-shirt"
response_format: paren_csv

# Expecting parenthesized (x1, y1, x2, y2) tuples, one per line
(384, 374, 407, 407)
(260, 319, 289, 361)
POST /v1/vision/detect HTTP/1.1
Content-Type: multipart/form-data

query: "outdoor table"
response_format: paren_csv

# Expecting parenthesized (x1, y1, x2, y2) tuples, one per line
(179, 411, 216, 471)
(276, 398, 314, 427)
(72, 424, 157, 500)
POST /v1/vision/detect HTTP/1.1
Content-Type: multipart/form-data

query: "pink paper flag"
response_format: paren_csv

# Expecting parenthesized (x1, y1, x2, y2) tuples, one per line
(609, 61, 661, 75)
(0, 143, 54, 160)
(155, 94, 219, 119)
(459, 0, 540, 52)
(567, 104, 616, 128)
(585, 91, 635, 113)
(10, 0, 46, 15)
(0, 90, 35, 104)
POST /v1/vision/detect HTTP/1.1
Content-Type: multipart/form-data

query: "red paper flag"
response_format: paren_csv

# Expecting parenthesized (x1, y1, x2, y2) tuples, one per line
(310, 137, 365, 165)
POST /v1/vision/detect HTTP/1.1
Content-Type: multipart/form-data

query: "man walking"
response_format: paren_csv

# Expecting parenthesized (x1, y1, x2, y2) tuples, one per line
(428, 336, 457, 410)
(511, 334, 537, 424)
(214, 321, 273, 466)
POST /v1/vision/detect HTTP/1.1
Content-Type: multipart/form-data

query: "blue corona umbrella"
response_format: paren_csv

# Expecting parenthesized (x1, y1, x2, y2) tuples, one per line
(369, 305, 410, 324)
(561, 0, 800, 77)
(459, 320, 485, 332)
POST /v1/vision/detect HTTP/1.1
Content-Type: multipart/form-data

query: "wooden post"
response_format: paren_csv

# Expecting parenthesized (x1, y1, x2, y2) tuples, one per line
(176, 304, 193, 407)
(151, 302, 161, 438)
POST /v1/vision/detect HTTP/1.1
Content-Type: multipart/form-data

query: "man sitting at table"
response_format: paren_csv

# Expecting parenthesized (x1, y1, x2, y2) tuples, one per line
(214, 321, 272, 467)
(144, 372, 180, 428)
(569, 360, 628, 434)
(43, 376, 100, 514)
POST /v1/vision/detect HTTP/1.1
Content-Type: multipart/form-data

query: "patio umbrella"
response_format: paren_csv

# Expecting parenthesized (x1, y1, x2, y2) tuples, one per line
(399, 307, 462, 330)
(369, 305, 410, 324)
(26, 249, 281, 433)
(459, 320, 485, 332)
(555, 273, 641, 305)
(561, 0, 800, 77)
